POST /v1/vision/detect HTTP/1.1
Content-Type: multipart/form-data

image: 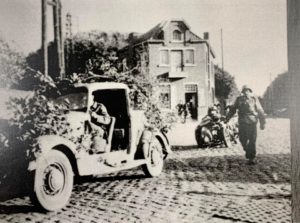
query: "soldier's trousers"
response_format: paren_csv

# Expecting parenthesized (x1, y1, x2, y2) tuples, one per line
(238, 122, 257, 160)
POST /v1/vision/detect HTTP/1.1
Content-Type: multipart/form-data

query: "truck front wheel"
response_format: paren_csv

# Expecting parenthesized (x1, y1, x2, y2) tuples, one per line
(30, 150, 74, 211)
(142, 137, 164, 177)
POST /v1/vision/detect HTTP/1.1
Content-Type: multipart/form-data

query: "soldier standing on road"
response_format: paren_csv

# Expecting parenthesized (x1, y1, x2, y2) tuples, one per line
(226, 85, 266, 165)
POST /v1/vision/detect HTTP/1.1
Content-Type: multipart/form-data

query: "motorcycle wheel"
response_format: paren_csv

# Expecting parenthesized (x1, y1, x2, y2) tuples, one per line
(195, 126, 206, 148)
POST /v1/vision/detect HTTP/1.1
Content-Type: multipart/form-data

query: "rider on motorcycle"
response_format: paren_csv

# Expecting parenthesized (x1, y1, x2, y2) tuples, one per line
(195, 104, 232, 148)
(208, 105, 221, 121)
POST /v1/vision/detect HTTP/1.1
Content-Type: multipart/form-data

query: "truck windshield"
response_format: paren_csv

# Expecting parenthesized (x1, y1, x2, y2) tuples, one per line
(54, 91, 88, 112)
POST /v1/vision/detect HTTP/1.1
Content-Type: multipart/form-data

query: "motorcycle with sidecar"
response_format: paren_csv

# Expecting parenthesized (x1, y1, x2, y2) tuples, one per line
(195, 106, 237, 148)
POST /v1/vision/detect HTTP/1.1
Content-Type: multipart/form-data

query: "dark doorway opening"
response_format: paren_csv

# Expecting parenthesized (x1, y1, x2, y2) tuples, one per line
(185, 93, 198, 120)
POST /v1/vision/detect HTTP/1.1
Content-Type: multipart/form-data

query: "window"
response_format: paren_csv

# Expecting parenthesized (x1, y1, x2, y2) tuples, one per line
(171, 50, 183, 71)
(55, 92, 87, 112)
(159, 85, 171, 109)
(54, 87, 88, 112)
(185, 49, 195, 64)
(160, 50, 169, 65)
(173, 30, 182, 41)
(185, 84, 197, 93)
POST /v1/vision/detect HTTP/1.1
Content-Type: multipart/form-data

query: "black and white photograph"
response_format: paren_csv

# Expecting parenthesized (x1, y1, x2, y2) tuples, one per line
(0, 0, 299, 222)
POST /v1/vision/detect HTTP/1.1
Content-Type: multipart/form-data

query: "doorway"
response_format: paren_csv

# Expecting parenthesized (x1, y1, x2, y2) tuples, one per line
(185, 92, 198, 120)
(185, 84, 198, 120)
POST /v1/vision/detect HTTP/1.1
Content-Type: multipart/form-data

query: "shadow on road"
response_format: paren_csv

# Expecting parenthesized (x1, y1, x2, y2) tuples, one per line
(76, 173, 146, 184)
(0, 203, 44, 215)
(171, 145, 199, 151)
(165, 153, 290, 184)
(186, 190, 291, 199)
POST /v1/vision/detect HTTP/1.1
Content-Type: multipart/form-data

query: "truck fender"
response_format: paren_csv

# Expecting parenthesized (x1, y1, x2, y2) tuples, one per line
(154, 131, 172, 155)
(137, 130, 172, 160)
(138, 130, 152, 159)
(28, 135, 79, 172)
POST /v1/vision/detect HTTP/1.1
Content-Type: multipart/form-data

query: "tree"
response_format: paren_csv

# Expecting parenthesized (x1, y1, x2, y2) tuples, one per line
(26, 31, 129, 80)
(0, 37, 27, 89)
(262, 71, 289, 116)
(214, 65, 239, 112)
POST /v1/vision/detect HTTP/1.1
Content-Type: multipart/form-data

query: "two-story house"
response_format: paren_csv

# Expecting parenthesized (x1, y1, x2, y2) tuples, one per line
(120, 19, 216, 120)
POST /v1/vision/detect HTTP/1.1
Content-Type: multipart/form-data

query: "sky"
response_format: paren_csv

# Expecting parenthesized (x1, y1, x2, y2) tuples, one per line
(0, 0, 287, 96)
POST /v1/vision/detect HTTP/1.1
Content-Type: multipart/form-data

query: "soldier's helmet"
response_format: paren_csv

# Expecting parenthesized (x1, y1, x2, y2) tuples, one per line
(241, 85, 253, 93)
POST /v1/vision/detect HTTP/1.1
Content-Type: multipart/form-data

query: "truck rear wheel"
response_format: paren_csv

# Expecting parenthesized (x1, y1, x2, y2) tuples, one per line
(30, 150, 74, 211)
(142, 137, 164, 177)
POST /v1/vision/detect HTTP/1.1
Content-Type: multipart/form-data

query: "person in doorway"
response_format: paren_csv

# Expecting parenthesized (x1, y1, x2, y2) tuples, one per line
(186, 99, 193, 118)
(226, 85, 266, 165)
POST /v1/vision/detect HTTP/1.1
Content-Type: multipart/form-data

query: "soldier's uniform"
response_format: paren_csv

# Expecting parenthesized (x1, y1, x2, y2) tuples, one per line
(227, 86, 266, 164)
(90, 102, 111, 153)
(91, 103, 111, 129)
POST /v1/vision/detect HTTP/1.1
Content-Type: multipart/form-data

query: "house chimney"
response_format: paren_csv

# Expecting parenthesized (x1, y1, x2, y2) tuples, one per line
(204, 32, 209, 40)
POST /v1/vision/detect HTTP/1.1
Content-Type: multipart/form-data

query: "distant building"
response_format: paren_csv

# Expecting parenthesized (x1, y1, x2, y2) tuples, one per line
(120, 19, 216, 120)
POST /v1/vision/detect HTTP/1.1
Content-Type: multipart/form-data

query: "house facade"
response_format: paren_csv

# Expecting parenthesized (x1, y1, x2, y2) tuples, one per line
(120, 19, 216, 120)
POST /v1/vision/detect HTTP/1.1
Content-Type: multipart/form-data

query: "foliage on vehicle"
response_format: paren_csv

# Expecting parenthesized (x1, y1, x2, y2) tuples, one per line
(5, 73, 70, 159)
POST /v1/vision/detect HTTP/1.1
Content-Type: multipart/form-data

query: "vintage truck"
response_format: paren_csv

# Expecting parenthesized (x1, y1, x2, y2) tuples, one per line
(27, 82, 171, 211)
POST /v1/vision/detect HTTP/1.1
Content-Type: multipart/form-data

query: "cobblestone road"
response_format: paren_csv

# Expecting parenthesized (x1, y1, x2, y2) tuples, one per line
(0, 118, 291, 223)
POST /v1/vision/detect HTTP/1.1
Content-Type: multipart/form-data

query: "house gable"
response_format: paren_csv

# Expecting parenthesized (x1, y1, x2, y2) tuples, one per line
(125, 19, 203, 47)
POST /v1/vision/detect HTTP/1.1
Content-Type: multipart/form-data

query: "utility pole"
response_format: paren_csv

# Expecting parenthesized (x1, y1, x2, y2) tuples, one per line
(221, 29, 224, 76)
(41, 0, 48, 76)
(65, 13, 73, 75)
(58, 1, 65, 79)
(287, 0, 300, 222)
(41, 0, 65, 79)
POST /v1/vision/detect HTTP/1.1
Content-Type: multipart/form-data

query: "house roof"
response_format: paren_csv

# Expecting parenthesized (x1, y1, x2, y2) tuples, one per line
(130, 21, 166, 45)
(122, 19, 215, 58)
(130, 19, 199, 45)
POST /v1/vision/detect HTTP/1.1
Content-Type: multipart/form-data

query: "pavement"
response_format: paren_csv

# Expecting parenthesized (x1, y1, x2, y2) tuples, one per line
(0, 118, 291, 223)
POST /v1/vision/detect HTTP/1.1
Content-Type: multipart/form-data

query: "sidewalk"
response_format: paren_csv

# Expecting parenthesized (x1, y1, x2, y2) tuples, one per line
(167, 120, 199, 146)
